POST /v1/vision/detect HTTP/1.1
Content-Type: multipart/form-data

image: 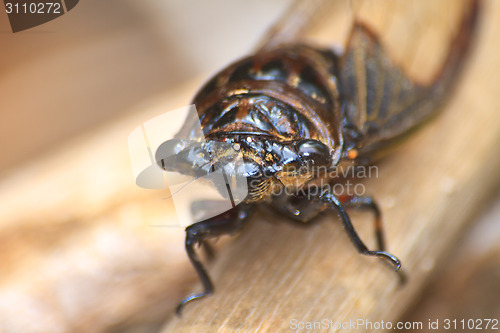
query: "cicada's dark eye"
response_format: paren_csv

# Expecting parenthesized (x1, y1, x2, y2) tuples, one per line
(295, 139, 331, 166)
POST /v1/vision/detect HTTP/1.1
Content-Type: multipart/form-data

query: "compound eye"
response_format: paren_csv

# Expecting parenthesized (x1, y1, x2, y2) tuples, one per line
(295, 140, 331, 166)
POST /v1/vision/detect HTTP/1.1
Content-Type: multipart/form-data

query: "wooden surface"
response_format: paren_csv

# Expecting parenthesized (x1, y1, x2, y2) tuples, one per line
(0, 1, 499, 333)
(402, 193, 500, 332)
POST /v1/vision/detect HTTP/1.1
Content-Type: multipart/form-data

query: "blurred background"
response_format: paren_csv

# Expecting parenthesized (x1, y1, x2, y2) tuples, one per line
(0, 0, 290, 175)
(0, 1, 499, 332)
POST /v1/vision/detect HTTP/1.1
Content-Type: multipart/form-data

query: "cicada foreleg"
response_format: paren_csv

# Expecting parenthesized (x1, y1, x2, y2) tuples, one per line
(177, 204, 253, 315)
(320, 191, 407, 284)
(338, 195, 385, 252)
(270, 189, 404, 281)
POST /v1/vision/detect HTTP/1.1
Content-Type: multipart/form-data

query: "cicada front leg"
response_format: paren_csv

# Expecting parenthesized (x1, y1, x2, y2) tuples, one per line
(177, 203, 253, 315)
(271, 189, 404, 280)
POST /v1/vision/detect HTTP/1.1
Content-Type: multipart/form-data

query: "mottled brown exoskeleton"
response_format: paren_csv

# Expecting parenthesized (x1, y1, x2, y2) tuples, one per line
(156, 0, 480, 314)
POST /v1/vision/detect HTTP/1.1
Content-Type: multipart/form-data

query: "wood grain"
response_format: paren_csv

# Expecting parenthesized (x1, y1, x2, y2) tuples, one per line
(402, 193, 500, 331)
(0, 81, 201, 332)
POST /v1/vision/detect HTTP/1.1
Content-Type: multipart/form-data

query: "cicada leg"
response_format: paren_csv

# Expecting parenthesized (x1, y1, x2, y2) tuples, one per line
(177, 204, 253, 315)
(270, 190, 404, 280)
(338, 195, 385, 251)
(321, 191, 407, 283)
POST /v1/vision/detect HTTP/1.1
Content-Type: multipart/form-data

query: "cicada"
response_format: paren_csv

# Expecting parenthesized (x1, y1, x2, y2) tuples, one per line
(155, 0, 480, 314)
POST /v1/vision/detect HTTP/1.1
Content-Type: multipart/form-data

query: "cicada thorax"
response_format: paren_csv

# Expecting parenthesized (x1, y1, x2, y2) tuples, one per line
(180, 45, 344, 154)
(172, 46, 351, 202)
(169, 46, 351, 201)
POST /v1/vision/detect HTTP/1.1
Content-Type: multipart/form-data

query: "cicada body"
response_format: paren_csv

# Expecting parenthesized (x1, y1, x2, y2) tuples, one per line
(155, 0, 480, 314)
(173, 45, 343, 203)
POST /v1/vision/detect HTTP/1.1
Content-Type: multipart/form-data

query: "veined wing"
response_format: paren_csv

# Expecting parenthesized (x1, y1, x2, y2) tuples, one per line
(338, 0, 480, 156)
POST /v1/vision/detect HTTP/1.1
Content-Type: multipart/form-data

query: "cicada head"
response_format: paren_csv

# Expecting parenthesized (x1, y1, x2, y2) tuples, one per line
(155, 135, 335, 203)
